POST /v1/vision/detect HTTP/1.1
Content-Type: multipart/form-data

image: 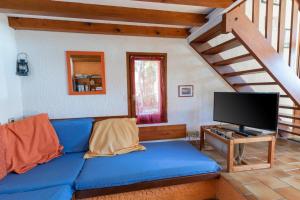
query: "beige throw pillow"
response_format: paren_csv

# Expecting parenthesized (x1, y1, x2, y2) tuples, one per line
(85, 118, 145, 158)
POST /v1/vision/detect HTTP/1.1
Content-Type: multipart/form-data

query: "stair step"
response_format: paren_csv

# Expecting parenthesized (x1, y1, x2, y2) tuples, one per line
(279, 113, 300, 120)
(280, 95, 289, 98)
(193, 23, 223, 43)
(279, 104, 300, 110)
(222, 68, 265, 77)
(202, 38, 241, 55)
(278, 125, 300, 136)
(212, 54, 253, 66)
(279, 120, 300, 129)
(232, 82, 277, 87)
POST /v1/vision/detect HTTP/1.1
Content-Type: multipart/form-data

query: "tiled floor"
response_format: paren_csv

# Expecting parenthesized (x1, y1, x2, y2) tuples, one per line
(201, 138, 300, 200)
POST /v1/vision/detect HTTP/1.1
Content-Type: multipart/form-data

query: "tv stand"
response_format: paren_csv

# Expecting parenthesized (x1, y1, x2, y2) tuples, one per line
(200, 125, 276, 172)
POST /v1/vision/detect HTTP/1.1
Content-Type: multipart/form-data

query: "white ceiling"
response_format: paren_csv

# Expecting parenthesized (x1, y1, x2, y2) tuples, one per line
(54, 0, 213, 14)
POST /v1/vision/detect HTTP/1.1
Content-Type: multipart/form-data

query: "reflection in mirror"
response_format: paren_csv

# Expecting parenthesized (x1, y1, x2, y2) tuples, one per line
(66, 51, 106, 95)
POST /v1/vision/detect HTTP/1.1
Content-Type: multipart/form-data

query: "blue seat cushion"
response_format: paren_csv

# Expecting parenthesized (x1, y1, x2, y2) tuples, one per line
(0, 153, 85, 194)
(51, 118, 94, 153)
(0, 185, 73, 200)
(75, 141, 220, 190)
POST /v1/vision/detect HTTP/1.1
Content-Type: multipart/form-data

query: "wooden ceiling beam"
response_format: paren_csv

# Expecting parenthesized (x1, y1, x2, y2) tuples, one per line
(8, 17, 190, 38)
(0, 0, 206, 26)
(134, 0, 235, 8)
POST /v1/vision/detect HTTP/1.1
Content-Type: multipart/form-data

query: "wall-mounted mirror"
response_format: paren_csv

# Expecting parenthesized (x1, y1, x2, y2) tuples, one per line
(66, 51, 106, 95)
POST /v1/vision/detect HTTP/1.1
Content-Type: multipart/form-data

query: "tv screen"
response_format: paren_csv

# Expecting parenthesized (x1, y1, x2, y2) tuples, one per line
(213, 92, 279, 131)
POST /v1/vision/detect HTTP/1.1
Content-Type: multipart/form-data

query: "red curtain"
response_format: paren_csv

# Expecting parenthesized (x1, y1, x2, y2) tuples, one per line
(130, 56, 167, 124)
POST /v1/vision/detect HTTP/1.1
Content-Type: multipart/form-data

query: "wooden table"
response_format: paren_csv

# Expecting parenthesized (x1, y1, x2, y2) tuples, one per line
(200, 125, 276, 173)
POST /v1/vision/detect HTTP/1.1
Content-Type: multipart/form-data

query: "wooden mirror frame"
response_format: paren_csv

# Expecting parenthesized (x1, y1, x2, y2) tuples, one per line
(66, 51, 106, 95)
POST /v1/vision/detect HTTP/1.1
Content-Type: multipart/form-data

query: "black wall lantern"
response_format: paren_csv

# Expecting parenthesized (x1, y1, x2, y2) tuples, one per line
(16, 53, 29, 76)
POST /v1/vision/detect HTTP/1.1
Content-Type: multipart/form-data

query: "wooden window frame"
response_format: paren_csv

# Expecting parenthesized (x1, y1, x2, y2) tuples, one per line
(66, 51, 106, 95)
(126, 52, 168, 124)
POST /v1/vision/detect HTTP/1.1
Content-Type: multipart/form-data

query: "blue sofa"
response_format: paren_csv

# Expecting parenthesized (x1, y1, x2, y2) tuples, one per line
(0, 118, 221, 200)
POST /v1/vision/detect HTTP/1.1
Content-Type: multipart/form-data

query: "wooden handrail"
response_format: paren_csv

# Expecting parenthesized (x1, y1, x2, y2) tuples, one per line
(242, 0, 300, 69)
(224, 6, 300, 106)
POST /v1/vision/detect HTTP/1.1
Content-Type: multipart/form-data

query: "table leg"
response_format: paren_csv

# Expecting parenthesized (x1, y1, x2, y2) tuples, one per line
(227, 140, 234, 172)
(268, 136, 276, 167)
(200, 127, 205, 150)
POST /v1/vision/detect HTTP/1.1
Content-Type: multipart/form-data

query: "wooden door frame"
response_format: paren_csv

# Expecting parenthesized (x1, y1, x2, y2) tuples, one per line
(126, 52, 168, 121)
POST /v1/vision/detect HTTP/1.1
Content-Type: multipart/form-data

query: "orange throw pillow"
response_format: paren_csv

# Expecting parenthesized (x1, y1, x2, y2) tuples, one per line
(2, 114, 63, 174)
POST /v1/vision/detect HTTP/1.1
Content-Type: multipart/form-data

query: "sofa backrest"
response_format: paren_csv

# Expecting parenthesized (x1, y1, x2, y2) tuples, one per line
(51, 118, 94, 153)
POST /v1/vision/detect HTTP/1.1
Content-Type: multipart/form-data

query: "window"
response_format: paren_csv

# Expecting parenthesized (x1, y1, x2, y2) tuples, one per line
(127, 53, 167, 124)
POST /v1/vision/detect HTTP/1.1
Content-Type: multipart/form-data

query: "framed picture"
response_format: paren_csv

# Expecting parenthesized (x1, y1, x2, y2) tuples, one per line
(178, 85, 194, 97)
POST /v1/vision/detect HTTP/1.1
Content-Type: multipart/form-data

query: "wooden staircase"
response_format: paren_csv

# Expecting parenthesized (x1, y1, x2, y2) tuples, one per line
(189, 0, 300, 137)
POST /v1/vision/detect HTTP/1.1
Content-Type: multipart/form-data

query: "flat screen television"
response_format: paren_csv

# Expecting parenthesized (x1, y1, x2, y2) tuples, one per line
(213, 92, 279, 135)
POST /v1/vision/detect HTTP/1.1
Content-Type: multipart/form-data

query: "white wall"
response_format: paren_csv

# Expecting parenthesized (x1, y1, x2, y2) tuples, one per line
(0, 14, 23, 124)
(16, 31, 231, 130)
